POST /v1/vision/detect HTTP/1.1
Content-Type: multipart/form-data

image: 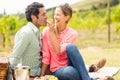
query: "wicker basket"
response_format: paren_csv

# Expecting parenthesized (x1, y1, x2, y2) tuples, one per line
(0, 57, 9, 80)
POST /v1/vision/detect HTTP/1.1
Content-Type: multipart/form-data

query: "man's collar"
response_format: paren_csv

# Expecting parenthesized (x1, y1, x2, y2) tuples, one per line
(28, 22, 40, 34)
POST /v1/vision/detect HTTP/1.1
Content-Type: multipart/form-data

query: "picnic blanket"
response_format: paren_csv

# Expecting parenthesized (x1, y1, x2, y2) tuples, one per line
(86, 65, 120, 78)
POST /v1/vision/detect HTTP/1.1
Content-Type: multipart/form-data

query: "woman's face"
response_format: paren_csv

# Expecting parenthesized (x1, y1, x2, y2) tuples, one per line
(54, 7, 69, 27)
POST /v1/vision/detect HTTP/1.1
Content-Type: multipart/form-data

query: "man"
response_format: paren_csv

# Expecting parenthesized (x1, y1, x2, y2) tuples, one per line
(9, 2, 47, 79)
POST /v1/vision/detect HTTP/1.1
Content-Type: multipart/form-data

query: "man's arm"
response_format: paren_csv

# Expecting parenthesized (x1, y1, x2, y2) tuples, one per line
(10, 32, 30, 68)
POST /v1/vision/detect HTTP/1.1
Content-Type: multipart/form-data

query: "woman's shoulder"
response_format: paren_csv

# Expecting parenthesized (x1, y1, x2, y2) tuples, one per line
(68, 27, 78, 34)
(43, 27, 49, 30)
(43, 27, 49, 33)
(42, 27, 49, 36)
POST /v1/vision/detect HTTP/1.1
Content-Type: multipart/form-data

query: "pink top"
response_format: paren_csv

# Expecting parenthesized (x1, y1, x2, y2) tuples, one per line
(42, 27, 78, 72)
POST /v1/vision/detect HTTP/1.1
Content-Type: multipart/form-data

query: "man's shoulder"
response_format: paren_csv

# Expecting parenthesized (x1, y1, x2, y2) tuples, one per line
(21, 25, 32, 32)
(17, 25, 32, 34)
(15, 25, 33, 39)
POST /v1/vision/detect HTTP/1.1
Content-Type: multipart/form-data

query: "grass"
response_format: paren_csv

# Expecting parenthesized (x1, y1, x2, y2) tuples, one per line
(75, 30, 120, 80)
(80, 47, 120, 79)
(0, 29, 120, 79)
(71, 0, 106, 10)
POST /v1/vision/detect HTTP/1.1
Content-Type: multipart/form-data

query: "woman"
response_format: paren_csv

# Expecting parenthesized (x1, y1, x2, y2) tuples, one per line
(40, 3, 114, 80)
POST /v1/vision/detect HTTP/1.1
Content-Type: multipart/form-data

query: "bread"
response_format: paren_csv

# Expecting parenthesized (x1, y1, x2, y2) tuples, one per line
(34, 75, 58, 80)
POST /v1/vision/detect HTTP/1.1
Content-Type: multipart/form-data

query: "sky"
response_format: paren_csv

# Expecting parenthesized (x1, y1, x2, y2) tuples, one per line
(0, 0, 83, 15)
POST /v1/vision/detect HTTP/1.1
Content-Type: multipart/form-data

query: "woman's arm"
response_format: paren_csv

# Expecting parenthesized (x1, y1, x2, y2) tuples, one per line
(40, 63, 49, 76)
(47, 21, 60, 55)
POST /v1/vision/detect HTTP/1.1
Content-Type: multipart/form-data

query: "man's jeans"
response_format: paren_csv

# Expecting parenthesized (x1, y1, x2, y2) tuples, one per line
(53, 44, 96, 80)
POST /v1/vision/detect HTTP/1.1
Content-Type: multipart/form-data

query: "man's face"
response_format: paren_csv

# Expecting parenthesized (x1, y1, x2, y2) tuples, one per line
(36, 7, 48, 27)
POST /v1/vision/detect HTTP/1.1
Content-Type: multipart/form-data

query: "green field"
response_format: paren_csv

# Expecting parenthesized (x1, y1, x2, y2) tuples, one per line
(0, 1, 120, 79)
(0, 29, 120, 79)
(75, 30, 120, 80)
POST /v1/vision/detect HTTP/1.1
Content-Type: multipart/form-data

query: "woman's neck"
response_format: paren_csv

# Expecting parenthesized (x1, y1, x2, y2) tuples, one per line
(58, 24, 67, 32)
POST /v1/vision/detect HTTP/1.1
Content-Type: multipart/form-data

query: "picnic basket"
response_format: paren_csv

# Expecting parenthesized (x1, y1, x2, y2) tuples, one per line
(0, 57, 9, 80)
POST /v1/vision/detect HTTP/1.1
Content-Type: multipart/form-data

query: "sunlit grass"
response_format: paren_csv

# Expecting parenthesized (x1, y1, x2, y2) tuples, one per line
(0, 29, 120, 80)
(75, 30, 120, 80)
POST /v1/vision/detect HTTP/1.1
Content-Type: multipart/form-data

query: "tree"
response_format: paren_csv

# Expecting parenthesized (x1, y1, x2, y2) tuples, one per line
(108, 0, 111, 43)
(110, 0, 119, 6)
(0, 15, 27, 49)
(0, 15, 10, 48)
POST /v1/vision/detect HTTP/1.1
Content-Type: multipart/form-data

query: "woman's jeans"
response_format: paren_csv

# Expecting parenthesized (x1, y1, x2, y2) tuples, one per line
(53, 44, 96, 80)
(53, 66, 81, 80)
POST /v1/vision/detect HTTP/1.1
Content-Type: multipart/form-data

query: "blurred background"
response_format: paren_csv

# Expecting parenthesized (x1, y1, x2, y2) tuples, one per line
(0, 0, 120, 79)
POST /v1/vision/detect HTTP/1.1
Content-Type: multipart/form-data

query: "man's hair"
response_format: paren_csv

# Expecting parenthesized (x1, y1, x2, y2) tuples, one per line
(25, 2, 44, 22)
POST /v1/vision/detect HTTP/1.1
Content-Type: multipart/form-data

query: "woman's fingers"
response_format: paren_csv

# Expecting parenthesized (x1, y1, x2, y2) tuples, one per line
(47, 21, 55, 32)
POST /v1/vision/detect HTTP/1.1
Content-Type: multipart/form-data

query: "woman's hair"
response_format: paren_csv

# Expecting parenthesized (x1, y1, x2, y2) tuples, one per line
(25, 2, 44, 22)
(58, 3, 72, 18)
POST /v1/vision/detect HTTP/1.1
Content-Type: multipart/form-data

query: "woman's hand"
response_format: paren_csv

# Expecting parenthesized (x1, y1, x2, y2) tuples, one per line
(47, 21, 55, 32)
